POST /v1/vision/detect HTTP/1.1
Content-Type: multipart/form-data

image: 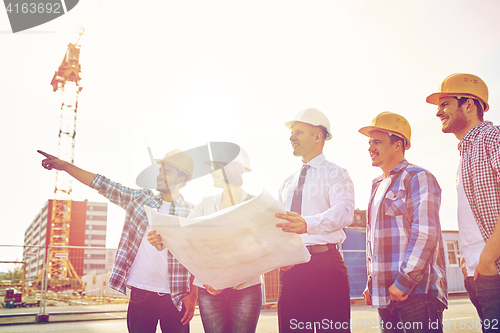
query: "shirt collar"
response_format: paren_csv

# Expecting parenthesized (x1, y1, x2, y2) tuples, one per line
(303, 153, 325, 169)
(173, 194, 186, 206)
(372, 159, 409, 185)
(458, 121, 491, 151)
(156, 193, 186, 207)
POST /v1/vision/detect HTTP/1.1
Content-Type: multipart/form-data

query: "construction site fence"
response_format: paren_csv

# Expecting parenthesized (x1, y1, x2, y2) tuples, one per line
(0, 244, 282, 322)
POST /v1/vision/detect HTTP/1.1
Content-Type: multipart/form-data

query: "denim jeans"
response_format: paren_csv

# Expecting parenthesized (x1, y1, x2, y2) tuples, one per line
(377, 294, 444, 333)
(475, 273, 500, 333)
(198, 284, 262, 333)
(464, 276, 485, 332)
(127, 287, 189, 333)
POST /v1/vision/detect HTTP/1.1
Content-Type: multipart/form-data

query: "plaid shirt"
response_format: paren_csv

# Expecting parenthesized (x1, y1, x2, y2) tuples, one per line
(90, 174, 195, 310)
(366, 160, 448, 309)
(459, 121, 500, 273)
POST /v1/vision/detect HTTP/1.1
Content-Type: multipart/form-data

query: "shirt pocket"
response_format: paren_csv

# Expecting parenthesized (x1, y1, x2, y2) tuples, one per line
(384, 190, 406, 217)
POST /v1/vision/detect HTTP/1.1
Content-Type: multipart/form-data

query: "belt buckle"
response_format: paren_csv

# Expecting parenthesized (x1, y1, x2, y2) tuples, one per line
(157, 292, 165, 297)
(307, 244, 336, 254)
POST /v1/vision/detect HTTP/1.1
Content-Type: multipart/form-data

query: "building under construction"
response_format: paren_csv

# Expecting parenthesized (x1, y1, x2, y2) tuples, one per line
(23, 200, 113, 289)
(28, 28, 88, 292)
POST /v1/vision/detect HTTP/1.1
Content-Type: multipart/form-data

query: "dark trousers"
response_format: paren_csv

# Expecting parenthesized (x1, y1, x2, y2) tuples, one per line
(465, 276, 485, 333)
(377, 294, 444, 333)
(467, 274, 500, 333)
(278, 247, 351, 332)
(127, 287, 189, 333)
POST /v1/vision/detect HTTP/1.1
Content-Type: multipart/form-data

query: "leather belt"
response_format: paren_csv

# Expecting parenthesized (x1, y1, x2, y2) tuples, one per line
(306, 243, 337, 254)
(130, 286, 167, 297)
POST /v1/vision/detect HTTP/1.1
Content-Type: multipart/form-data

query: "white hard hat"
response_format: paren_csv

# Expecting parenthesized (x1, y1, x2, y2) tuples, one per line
(234, 147, 252, 172)
(285, 108, 332, 140)
(206, 145, 252, 172)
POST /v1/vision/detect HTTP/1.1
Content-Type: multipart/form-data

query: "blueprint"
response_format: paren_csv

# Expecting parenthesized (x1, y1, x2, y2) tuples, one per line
(145, 190, 311, 289)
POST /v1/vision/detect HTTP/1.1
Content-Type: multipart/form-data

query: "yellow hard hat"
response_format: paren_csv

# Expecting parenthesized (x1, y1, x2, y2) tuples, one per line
(426, 73, 489, 112)
(359, 112, 411, 150)
(285, 108, 332, 140)
(155, 149, 194, 181)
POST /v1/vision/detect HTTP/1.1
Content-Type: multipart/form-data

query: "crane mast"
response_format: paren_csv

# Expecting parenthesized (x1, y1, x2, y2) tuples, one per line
(34, 29, 85, 291)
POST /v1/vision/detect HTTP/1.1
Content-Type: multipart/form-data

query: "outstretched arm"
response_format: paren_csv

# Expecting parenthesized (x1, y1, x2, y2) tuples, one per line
(38, 150, 95, 187)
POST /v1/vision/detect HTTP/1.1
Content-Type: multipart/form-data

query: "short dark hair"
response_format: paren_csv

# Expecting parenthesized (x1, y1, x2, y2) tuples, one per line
(174, 169, 189, 188)
(309, 125, 328, 141)
(319, 126, 328, 140)
(389, 134, 406, 152)
(457, 97, 484, 121)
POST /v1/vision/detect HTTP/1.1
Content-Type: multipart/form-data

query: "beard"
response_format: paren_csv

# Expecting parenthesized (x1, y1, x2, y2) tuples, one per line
(156, 184, 171, 194)
(156, 178, 172, 194)
(442, 107, 468, 134)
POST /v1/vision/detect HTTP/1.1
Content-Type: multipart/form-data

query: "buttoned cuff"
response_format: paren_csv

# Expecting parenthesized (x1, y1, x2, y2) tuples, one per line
(303, 216, 320, 234)
(394, 272, 417, 294)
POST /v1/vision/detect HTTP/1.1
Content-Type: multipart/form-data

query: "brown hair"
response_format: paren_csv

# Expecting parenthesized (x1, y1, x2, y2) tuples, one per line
(457, 97, 484, 121)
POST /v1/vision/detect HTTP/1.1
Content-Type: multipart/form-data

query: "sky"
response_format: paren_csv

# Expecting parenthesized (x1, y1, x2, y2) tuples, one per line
(2, 0, 500, 265)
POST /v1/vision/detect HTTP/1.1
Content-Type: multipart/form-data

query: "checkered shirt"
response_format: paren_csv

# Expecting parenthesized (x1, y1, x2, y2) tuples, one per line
(90, 174, 195, 310)
(459, 121, 500, 273)
(366, 160, 448, 309)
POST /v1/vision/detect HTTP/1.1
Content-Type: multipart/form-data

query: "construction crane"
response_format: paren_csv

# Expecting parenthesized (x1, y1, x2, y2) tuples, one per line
(33, 29, 85, 291)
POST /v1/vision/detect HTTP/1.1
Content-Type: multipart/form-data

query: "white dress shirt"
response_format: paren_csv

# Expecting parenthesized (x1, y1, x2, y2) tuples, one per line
(278, 153, 355, 246)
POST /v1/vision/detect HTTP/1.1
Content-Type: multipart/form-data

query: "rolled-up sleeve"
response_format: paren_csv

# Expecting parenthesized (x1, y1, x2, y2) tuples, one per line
(90, 174, 147, 210)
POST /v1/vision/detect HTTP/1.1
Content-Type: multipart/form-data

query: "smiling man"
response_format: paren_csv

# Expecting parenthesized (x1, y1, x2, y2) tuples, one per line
(276, 108, 355, 332)
(359, 112, 447, 332)
(428, 73, 500, 331)
(38, 149, 197, 333)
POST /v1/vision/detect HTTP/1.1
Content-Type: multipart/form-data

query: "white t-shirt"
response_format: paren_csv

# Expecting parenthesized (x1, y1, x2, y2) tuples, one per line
(457, 159, 486, 277)
(370, 176, 392, 256)
(127, 201, 172, 293)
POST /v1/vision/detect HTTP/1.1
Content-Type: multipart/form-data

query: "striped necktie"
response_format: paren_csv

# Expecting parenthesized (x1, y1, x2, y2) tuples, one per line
(290, 165, 310, 215)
